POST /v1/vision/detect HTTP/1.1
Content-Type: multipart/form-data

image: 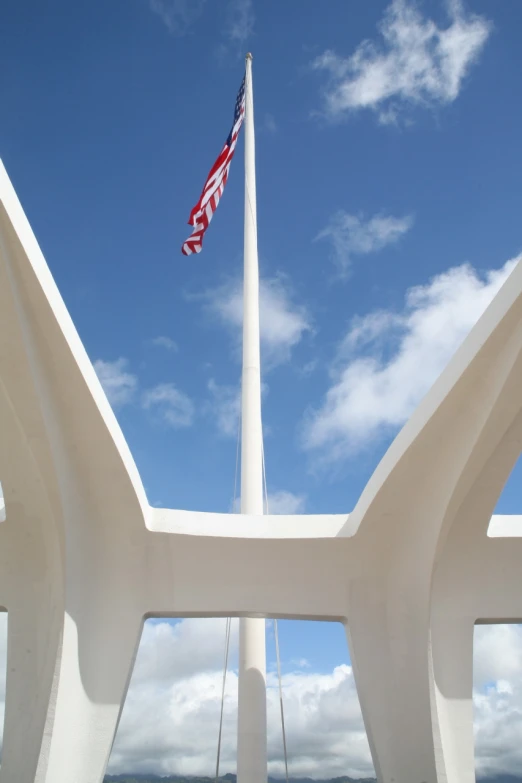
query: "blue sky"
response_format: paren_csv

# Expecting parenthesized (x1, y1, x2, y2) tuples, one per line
(1, 0, 522, 777)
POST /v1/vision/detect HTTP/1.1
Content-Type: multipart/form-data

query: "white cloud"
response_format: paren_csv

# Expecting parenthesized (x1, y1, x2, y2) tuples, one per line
(312, 0, 491, 124)
(216, 0, 255, 60)
(132, 618, 238, 685)
(206, 378, 241, 438)
(303, 256, 519, 461)
(232, 490, 304, 514)
(94, 358, 138, 408)
(149, 0, 206, 35)
(150, 0, 253, 50)
(0, 480, 4, 523)
(150, 336, 178, 352)
(108, 618, 240, 776)
(317, 211, 414, 274)
(259, 279, 312, 367)
(142, 383, 195, 428)
(263, 113, 277, 134)
(267, 490, 306, 515)
(290, 657, 311, 670)
(201, 276, 312, 369)
(224, 0, 255, 45)
(474, 624, 522, 690)
(266, 665, 373, 779)
(94, 358, 195, 432)
(205, 378, 272, 440)
(474, 624, 522, 778)
(300, 361, 318, 378)
(107, 617, 374, 778)
(0, 617, 520, 775)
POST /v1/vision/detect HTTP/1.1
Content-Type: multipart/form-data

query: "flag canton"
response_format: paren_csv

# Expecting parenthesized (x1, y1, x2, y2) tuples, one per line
(226, 76, 246, 146)
(234, 77, 246, 122)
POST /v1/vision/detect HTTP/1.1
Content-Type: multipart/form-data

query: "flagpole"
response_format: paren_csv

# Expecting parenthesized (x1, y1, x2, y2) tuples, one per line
(237, 52, 267, 783)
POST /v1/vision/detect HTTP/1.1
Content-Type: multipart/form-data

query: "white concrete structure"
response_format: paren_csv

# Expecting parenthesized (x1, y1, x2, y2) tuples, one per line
(1, 152, 522, 783)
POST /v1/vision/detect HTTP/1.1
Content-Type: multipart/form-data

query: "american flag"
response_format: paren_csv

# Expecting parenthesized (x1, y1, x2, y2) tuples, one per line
(182, 75, 246, 256)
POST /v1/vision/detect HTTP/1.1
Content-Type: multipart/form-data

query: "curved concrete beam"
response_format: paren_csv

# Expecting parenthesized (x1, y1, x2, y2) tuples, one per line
(343, 254, 522, 782)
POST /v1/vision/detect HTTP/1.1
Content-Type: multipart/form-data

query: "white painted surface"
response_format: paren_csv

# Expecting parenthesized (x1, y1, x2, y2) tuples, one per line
(488, 514, 522, 537)
(238, 53, 267, 783)
(2, 152, 522, 783)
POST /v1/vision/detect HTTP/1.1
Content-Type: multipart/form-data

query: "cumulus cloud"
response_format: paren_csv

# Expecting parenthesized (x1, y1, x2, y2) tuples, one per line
(108, 618, 239, 776)
(107, 617, 373, 778)
(108, 619, 522, 778)
(200, 276, 312, 369)
(150, 335, 178, 352)
(266, 491, 306, 515)
(303, 257, 519, 461)
(0, 617, 520, 775)
(224, 0, 255, 46)
(206, 378, 241, 438)
(474, 624, 522, 778)
(132, 618, 239, 685)
(317, 211, 413, 274)
(142, 383, 195, 428)
(205, 378, 271, 440)
(234, 490, 306, 514)
(312, 0, 491, 124)
(94, 358, 138, 408)
(94, 358, 193, 428)
(232, 490, 305, 514)
(149, 0, 253, 51)
(148, 0, 206, 36)
(263, 113, 277, 134)
(266, 665, 372, 779)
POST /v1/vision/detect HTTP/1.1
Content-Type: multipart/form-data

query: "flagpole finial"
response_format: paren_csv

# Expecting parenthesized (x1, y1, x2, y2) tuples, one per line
(245, 52, 253, 61)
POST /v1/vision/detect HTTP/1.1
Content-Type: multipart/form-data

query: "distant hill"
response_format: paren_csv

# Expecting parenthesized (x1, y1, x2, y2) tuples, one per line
(104, 777, 375, 783)
(103, 775, 522, 783)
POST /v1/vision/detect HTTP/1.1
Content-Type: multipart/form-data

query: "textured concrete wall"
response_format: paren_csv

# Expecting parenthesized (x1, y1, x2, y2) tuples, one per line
(1, 159, 521, 783)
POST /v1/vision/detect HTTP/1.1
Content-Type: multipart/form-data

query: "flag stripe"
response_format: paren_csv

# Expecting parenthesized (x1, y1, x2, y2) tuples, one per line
(181, 75, 246, 256)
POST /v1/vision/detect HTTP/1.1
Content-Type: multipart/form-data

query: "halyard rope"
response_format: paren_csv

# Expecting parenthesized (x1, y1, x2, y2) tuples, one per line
(215, 378, 242, 783)
(215, 382, 290, 783)
(262, 440, 290, 783)
(215, 616, 232, 783)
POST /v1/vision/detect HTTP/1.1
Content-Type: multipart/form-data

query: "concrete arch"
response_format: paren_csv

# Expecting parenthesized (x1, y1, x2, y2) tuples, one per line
(2, 155, 522, 782)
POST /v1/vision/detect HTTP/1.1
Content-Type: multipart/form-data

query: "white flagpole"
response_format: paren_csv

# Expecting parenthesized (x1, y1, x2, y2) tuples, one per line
(237, 52, 267, 783)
